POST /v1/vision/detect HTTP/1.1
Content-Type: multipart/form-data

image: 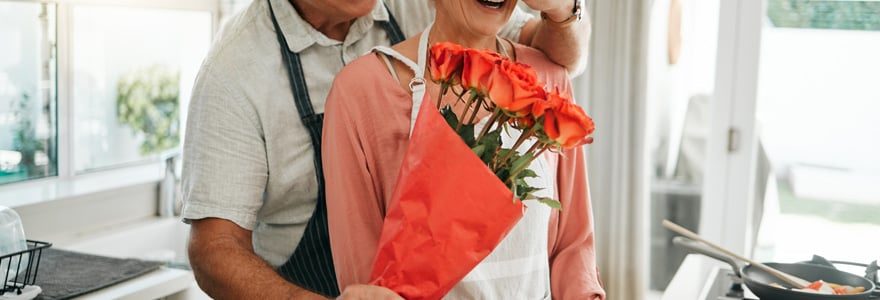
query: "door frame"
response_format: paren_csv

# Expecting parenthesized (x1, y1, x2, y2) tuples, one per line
(699, 0, 766, 255)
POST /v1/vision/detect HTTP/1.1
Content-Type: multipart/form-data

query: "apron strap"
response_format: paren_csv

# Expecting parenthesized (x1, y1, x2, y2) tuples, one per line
(371, 46, 419, 75)
(266, 1, 338, 296)
(371, 24, 434, 136)
(378, 1, 405, 45)
(266, 0, 406, 296)
(409, 24, 432, 136)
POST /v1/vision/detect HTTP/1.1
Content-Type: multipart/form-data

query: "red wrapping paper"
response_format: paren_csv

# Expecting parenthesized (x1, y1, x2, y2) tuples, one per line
(369, 98, 525, 300)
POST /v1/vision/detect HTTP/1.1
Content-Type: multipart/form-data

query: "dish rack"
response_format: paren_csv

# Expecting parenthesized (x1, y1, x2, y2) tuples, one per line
(1, 240, 51, 297)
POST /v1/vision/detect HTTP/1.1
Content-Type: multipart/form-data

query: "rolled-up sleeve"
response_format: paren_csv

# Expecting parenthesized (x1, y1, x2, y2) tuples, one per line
(180, 66, 268, 231)
(499, 5, 536, 42)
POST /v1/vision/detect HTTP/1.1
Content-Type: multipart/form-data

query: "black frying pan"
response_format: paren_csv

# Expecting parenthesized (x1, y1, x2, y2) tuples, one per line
(674, 236, 880, 300)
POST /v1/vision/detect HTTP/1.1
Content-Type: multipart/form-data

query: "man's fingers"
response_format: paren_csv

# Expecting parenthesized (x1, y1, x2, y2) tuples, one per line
(337, 285, 402, 300)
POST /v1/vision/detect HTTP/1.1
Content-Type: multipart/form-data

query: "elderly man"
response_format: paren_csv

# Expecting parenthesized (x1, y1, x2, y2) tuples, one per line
(182, 0, 591, 299)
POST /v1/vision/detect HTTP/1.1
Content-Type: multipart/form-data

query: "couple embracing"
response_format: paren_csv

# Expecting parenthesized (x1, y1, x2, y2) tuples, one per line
(182, 0, 604, 299)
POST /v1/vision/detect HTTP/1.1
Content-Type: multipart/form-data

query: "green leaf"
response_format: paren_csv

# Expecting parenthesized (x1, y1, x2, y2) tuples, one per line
(441, 106, 459, 129)
(478, 130, 503, 162)
(518, 169, 538, 179)
(471, 144, 486, 157)
(459, 123, 476, 147)
(536, 197, 563, 210)
(495, 168, 510, 183)
(511, 153, 534, 175)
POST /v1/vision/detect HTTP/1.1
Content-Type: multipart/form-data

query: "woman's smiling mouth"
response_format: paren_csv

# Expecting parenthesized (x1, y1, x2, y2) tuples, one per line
(476, 0, 506, 9)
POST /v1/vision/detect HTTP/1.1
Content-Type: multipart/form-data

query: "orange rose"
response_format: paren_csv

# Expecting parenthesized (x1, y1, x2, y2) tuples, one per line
(530, 87, 563, 117)
(461, 49, 502, 93)
(487, 60, 546, 117)
(429, 42, 465, 84)
(543, 91, 595, 148)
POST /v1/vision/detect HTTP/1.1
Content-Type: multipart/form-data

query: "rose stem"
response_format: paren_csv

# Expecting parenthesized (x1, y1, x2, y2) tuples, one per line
(476, 107, 503, 142)
(494, 126, 537, 169)
(436, 83, 448, 109)
(506, 144, 548, 183)
(457, 92, 479, 131)
(466, 96, 484, 125)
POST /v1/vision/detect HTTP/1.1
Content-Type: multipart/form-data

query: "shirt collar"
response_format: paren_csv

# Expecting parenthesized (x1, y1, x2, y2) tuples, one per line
(269, 0, 389, 53)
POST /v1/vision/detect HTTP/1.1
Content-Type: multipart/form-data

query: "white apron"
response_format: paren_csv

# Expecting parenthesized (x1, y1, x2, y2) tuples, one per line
(372, 24, 554, 300)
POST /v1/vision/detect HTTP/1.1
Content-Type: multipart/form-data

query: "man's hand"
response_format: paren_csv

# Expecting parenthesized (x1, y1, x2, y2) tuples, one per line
(518, 0, 590, 75)
(337, 285, 403, 300)
(521, 0, 575, 22)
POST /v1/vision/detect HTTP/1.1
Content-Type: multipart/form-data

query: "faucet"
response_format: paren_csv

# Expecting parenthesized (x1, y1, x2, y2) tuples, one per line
(159, 152, 181, 218)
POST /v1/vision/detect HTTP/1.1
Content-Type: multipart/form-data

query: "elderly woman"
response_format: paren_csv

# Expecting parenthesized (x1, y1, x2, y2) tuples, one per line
(322, 1, 605, 299)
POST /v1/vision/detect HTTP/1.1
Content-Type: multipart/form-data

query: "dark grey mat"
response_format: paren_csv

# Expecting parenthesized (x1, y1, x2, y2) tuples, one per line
(27, 248, 163, 300)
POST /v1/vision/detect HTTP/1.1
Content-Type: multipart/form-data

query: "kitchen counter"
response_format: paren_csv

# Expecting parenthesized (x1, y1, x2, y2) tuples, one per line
(662, 254, 724, 300)
(73, 267, 193, 300)
(32, 217, 208, 300)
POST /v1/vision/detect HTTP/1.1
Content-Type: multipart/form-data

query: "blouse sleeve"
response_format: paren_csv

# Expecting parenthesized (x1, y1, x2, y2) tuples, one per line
(322, 76, 386, 290)
(548, 147, 606, 300)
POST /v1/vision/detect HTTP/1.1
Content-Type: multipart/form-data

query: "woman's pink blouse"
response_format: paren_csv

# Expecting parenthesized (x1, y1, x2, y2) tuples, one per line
(321, 43, 606, 300)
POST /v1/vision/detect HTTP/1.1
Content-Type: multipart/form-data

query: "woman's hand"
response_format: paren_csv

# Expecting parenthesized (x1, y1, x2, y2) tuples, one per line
(337, 285, 403, 300)
(521, 0, 576, 22)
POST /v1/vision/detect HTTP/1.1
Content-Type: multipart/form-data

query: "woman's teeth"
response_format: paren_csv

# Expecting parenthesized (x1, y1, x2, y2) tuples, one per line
(477, 0, 505, 9)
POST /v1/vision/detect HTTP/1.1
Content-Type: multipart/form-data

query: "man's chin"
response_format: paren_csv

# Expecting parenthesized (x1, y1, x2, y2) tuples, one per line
(345, 0, 377, 19)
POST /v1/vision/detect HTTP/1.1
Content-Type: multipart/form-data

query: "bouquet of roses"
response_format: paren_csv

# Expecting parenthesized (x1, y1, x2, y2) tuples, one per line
(369, 42, 595, 300)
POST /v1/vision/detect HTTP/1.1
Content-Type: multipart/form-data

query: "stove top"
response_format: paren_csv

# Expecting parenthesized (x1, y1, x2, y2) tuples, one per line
(701, 268, 758, 300)
(700, 263, 879, 300)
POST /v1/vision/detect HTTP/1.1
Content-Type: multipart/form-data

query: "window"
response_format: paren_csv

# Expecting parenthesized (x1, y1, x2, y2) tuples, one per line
(0, 2, 57, 185)
(768, 0, 880, 31)
(754, 0, 880, 264)
(71, 5, 212, 172)
(0, 0, 216, 196)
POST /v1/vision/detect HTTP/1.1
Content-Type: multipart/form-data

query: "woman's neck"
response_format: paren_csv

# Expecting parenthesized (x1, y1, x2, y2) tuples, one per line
(430, 17, 498, 52)
(290, 0, 354, 41)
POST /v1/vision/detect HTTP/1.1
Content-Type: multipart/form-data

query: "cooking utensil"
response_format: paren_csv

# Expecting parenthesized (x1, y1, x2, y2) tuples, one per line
(673, 236, 879, 299)
(662, 219, 808, 288)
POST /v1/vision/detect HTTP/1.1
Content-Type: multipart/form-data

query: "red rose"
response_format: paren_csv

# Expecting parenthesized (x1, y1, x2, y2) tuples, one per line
(543, 91, 595, 148)
(429, 42, 465, 84)
(461, 49, 502, 93)
(487, 60, 546, 117)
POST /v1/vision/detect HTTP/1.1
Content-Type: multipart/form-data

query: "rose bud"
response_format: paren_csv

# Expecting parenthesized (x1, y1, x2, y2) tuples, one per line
(429, 42, 465, 84)
(543, 91, 595, 148)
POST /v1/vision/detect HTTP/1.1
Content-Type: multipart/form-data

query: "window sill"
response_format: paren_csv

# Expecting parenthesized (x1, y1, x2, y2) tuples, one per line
(0, 163, 165, 209)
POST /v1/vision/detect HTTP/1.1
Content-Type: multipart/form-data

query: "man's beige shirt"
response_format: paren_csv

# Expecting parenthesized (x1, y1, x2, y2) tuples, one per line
(181, 0, 533, 267)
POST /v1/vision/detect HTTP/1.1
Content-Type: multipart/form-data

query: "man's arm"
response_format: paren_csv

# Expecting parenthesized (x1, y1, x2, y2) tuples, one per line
(518, 0, 591, 76)
(188, 218, 324, 299)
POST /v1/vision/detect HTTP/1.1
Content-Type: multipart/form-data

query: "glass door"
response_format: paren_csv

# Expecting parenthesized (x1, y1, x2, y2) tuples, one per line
(643, 0, 723, 291)
(705, 0, 880, 267)
(752, 0, 880, 265)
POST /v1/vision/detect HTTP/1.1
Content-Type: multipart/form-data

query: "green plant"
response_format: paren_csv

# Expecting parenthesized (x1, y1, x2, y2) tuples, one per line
(768, 0, 880, 30)
(11, 93, 46, 176)
(116, 65, 180, 155)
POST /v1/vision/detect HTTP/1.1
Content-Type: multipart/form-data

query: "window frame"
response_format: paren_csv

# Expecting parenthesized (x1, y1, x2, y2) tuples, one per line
(0, 0, 220, 206)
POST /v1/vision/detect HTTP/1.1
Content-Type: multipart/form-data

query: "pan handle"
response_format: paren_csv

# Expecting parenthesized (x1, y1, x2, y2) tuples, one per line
(673, 236, 744, 278)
